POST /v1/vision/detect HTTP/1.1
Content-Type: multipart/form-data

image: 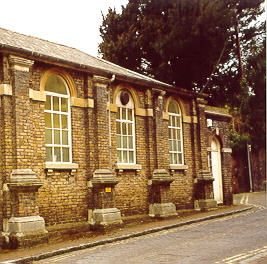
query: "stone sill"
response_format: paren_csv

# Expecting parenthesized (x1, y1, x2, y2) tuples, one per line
(169, 165, 188, 171)
(116, 164, 142, 171)
(45, 162, 79, 170)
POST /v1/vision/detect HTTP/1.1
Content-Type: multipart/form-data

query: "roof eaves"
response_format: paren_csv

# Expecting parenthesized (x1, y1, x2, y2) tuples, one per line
(0, 44, 174, 90)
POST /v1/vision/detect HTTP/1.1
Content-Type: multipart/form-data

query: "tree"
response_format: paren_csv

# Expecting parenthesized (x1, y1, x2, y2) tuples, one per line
(204, 0, 265, 107)
(99, 0, 232, 90)
(99, 0, 264, 101)
(245, 39, 266, 149)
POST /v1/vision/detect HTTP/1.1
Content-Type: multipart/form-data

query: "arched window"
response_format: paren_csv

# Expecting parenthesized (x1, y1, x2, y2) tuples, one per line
(44, 74, 72, 163)
(116, 90, 136, 164)
(168, 101, 184, 165)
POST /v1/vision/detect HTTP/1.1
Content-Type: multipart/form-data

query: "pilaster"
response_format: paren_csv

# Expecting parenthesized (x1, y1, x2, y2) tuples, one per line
(90, 75, 122, 228)
(153, 89, 169, 169)
(9, 55, 34, 169)
(194, 98, 217, 211)
(92, 75, 111, 169)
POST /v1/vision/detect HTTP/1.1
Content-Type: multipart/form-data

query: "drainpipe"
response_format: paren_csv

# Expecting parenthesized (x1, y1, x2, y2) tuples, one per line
(107, 74, 116, 169)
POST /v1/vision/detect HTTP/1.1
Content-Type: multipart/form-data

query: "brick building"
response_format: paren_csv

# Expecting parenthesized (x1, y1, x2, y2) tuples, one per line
(0, 27, 233, 248)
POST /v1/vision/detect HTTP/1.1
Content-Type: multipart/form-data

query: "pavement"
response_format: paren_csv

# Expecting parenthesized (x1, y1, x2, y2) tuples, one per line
(0, 203, 255, 264)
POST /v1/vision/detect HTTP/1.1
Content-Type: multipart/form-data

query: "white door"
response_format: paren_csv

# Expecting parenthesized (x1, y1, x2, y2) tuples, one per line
(211, 138, 223, 204)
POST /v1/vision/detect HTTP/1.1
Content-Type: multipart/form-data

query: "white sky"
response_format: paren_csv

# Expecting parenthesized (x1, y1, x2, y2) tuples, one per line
(0, 0, 128, 57)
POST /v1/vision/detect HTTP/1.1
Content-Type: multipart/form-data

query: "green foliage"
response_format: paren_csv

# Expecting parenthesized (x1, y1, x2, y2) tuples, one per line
(229, 130, 250, 154)
(99, 0, 232, 90)
(244, 40, 266, 149)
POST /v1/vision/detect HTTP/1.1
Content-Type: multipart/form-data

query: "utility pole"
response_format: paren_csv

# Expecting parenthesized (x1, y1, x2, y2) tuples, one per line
(247, 143, 253, 192)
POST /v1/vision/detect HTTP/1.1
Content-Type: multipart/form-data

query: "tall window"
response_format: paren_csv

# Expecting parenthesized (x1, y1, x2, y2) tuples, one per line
(44, 74, 72, 163)
(116, 90, 136, 164)
(168, 101, 184, 165)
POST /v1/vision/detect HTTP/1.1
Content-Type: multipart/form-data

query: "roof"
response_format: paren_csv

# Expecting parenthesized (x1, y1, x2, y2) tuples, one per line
(0, 27, 172, 89)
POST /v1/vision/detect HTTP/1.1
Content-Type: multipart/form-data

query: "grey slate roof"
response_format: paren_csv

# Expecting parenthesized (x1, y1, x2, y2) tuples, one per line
(0, 27, 172, 89)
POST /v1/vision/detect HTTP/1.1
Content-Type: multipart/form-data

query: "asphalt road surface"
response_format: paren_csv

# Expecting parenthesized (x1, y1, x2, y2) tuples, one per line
(36, 192, 267, 264)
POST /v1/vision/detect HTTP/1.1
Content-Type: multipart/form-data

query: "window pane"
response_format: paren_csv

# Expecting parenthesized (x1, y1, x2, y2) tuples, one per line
(129, 151, 134, 163)
(45, 75, 67, 94)
(53, 97, 60, 111)
(172, 116, 176, 127)
(122, 136, 127, 148)
(177, 141, 181, 152)
(173, 130, 177, 139)
(62, 130, 68, 145)
(54, 147, 61, 162)
(128, 123, 133, 135)
(178, 153, 182, 164)
(116, 109, 120, 119)
(169, 140, 173, 151)
(45, 129, 52, 144)
(176, 117, 181, 128)
(128, 109, 133, 121)
(177, 130, 181, 141)
(168, 128, 172, 139)
(62, 148, 70, 162)
(173, 140, 177, 151)
(117, 150, 122, 163)
(173, 153, 178, 164)
(45, 96, 51, 110)
(122, 108, 126, 119)
(54, 130, 61, 144)
(53, 114, 60, 128)
(123, 151, 128, 163)
(128, 136, 133, 149)
(62, 115, 68, 129)
(122, 123, 127, 135)
(45, 113, 52, 128)
(46, 147, 53, 162)
(170, 153, 173, 164)
(168, 102, 178, 113)
(117, 135, 121, 148)
(116, 122, 121, 134)
(61, 98, 68, 112)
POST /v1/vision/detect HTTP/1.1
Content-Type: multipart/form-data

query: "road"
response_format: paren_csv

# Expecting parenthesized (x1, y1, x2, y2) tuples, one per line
(36, 192, 267, 264)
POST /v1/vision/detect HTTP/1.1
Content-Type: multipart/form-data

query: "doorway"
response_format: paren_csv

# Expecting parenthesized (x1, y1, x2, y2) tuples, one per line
(211, 137, 223, 204)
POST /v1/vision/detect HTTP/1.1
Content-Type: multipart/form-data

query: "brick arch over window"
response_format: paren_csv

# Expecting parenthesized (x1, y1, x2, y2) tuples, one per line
(40, 69, 77, 98)
(113, 84, 140, 109)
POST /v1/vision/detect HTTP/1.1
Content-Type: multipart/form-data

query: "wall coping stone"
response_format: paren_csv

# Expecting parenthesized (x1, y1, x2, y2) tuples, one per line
(151, 169, 173, 185)
(91, 169, 118, 187)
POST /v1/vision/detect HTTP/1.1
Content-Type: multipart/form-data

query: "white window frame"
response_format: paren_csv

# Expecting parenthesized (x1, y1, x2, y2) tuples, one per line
(44, 76, 72, 164)
(116, 92, 136, 164)
(168, 102, 184, 165)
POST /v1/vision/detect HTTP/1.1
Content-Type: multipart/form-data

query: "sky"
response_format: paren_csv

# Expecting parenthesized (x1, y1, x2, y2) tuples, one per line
(0, 0, 128, 57)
